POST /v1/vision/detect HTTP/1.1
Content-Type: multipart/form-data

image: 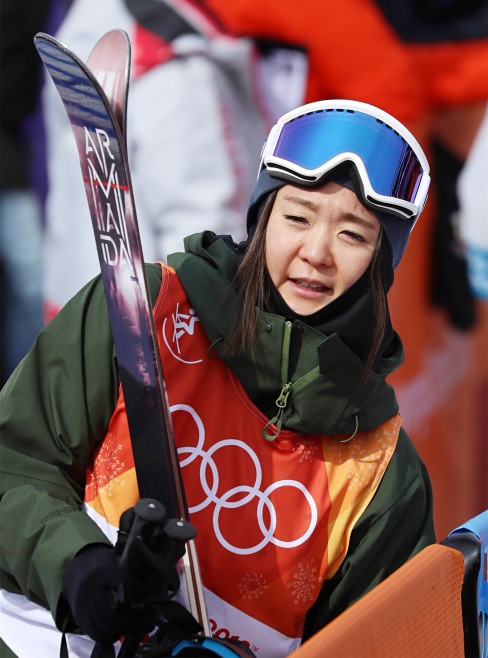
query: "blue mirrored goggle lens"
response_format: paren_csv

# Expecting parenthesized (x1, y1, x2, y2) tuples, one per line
(271, 110, 424, 204)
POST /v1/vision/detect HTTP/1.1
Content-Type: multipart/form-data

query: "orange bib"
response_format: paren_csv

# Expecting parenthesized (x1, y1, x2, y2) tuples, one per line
(85, 263, 400, 655)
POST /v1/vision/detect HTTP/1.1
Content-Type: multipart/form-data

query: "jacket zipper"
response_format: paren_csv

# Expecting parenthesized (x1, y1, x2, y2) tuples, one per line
(263, 320, 315, 441)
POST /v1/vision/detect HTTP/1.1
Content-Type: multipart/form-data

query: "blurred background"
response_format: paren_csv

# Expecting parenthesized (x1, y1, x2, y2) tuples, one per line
(1, 0, 487, 539)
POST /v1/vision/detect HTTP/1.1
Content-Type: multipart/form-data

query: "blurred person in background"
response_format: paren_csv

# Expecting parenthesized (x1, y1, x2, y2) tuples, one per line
(41, 0, 308, 320)
(0, 0, 52, 386)
(375, 0, 488, 329)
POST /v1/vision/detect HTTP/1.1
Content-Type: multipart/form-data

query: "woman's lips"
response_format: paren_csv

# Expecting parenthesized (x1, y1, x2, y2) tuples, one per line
(290, 278, 333, 297)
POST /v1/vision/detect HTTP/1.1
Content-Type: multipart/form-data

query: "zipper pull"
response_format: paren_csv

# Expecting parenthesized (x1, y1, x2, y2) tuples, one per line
(262, 382, 292, 441)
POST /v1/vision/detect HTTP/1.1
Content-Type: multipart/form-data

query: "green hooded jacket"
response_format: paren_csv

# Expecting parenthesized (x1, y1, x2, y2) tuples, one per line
(0, 233, 435, 647)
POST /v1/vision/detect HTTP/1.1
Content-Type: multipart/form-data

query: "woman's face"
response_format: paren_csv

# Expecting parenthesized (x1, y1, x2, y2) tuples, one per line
(265, 182, 381, 316)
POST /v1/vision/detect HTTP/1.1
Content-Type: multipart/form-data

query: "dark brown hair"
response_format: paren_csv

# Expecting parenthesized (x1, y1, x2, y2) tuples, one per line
(224, 191, 277, 356)
(225, 190, 388, 374)
(365, 234, 388, 373)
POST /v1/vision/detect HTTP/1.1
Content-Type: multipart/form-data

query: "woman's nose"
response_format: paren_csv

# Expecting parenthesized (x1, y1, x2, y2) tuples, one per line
(299, 233, 335, 268)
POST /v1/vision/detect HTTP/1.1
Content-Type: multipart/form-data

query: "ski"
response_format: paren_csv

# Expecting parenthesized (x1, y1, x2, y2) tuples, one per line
(85, 28, 130, 139)
(34, 30, 211, 636)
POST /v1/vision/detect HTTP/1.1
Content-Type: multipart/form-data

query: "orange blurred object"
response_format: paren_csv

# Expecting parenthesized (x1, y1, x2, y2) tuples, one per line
(290, 544, 465, 657)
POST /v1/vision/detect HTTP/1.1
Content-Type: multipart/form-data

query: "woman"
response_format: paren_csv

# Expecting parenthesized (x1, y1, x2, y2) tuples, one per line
(0, 100, 435, 658)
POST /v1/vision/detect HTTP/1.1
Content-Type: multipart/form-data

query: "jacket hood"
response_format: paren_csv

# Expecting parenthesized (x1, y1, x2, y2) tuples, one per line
(168, 232, 403, 438)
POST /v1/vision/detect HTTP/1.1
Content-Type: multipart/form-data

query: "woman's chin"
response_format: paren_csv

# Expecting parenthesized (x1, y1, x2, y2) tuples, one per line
(283, 294, 335, 316)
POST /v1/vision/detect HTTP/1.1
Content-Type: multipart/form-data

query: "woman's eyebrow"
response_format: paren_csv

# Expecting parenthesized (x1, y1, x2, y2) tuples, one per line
(343, 212, 379, 231)
(282, 195, 320, 212)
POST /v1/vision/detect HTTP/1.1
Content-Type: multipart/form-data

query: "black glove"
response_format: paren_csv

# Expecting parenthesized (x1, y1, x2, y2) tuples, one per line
(62, 543, 155, 644)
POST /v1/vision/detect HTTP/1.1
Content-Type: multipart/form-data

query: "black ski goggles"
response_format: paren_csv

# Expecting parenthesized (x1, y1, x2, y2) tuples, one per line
(259, 99, 430, 222)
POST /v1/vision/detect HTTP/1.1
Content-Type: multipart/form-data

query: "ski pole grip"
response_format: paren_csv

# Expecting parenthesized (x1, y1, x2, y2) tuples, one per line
(118, 498, 166, 571)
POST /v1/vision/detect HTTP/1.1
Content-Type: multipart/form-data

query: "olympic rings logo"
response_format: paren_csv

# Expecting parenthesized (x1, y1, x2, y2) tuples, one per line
(173, 404, 318, 555)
